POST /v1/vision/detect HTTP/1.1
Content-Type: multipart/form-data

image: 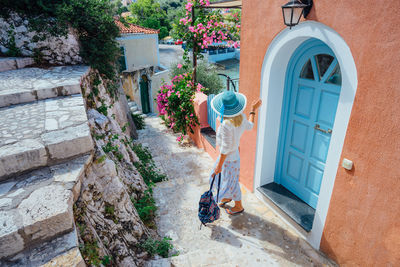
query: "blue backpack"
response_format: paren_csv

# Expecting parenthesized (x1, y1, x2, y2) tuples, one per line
(198, 174, 221, 227)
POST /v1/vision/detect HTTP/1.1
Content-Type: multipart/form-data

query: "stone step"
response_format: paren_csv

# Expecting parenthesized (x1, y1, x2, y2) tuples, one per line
(130, 105, 138, 112)
(1, 230, 84, 267)
(128, 101, 137, 108)
(0, 154, 91, 261)
(0, 65, 89, 107)
(0, 94, 93, 180)
(133, 110, 143, 115)
(0, 57, 34, 72)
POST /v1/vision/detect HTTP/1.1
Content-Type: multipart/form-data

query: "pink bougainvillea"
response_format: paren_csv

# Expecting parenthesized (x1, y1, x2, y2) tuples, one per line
(157, 1, 241, 143)
(176, 0, 241, 50)
(157, 72, 206, 143)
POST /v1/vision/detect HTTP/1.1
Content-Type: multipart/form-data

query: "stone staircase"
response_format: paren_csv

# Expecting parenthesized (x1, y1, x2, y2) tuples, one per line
(0, 58, 93, 266)
(128, 101, 147, 118)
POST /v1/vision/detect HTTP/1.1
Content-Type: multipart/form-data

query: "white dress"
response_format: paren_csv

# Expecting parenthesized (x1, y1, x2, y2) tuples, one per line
(210, 113, 253, 201)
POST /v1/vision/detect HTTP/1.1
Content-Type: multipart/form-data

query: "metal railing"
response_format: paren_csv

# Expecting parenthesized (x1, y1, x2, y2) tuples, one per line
(218, 73, 238, 92)
(207, 74, 239, 132)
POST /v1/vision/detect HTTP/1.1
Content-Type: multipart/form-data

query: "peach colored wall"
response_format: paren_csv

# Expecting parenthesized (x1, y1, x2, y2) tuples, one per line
(189, 92, 220, 161)
(240, 0, 400, 265)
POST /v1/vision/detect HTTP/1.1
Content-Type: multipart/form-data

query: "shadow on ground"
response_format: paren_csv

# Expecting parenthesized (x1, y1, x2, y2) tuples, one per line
(138, 116, 335, 266)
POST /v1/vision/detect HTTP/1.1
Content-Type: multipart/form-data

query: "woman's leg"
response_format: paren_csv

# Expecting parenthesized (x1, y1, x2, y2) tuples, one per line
(226, 159, 244, 213)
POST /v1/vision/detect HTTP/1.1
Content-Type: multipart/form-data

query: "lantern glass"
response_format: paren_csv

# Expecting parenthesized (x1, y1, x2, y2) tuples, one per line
(292, 6, 304, 25)
(282, 7, 293, 26)
(282, 0, 309, 28)
(282, 6, 303, 26)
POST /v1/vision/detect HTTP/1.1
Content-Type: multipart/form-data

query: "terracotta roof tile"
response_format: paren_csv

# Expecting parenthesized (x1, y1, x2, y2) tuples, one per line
(114, 19, 159, 35)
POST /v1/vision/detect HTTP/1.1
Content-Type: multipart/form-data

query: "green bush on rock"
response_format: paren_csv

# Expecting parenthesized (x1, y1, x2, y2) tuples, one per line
(1, 0, 121, 82)
(141, 237, 174, 258)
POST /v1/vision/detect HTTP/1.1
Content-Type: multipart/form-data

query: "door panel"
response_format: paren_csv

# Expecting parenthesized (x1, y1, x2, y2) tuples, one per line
(316, 90, 339, 127)
(305, 163, 324, 194)
(287, 152, 303, 182)
(277, 39, 342, 209)
(290, 121, 309, 153)
(310, 131, 330, 163)
(294, 86, 314, 118)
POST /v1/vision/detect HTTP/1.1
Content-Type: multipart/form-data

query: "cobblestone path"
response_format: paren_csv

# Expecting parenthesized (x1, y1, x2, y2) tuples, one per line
(138, 116, 336, 267)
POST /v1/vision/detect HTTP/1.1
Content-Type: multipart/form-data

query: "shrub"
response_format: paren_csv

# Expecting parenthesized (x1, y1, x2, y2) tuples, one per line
(140, 237, 174, 258)
(170, 61, 223, 95)
(132, 186, 157, 226)
(131, 113, 145, 130)
(156, 72, 204, 142)
(1, 0, 121, 82)
(131, 143, 166, 184)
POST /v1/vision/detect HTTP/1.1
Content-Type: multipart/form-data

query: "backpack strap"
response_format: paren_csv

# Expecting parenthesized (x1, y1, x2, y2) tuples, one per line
(216, 173, 221, 203)
(209, 175, 216, 191)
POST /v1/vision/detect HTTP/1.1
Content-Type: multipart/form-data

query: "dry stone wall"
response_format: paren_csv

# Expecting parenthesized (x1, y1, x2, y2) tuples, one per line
(74, 70, 151, 266)
(0, 12, 82, 65)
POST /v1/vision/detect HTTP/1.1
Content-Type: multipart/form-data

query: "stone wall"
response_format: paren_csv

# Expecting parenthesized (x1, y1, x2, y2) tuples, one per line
(75, 70, 152, 266)
(0, 12, 82, 65)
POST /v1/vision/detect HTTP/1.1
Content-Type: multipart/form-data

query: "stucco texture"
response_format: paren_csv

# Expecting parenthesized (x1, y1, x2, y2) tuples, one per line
(118, 35, 158, 71)
(240, 0, 400, 265)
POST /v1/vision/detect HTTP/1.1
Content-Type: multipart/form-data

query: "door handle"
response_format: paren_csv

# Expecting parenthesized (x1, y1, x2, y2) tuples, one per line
(314, 124, 332, 134)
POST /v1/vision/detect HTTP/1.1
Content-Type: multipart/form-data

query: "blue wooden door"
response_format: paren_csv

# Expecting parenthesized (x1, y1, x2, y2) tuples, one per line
(277, 39, 342, 209)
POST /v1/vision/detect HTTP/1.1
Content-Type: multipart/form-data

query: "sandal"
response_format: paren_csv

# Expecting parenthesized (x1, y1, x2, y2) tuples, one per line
(225, 207, 244, 215)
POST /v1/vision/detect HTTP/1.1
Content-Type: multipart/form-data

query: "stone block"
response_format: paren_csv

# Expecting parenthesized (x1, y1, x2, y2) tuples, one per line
(0, 66, 89, 107)
(0, 58, 17, 72)
(18, 185, 74, 241)
(0, 210, 25, 258)
(0, 90, 37, 108)
(15, 57, 34, 69)
(3, 229, 81, 266)
(0, 139, 47, 180)
(41, 123, 93, 161)
(41, 248, 85, 267)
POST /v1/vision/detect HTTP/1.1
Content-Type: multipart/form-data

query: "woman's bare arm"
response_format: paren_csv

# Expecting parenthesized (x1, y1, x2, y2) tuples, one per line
(249, 99, 262, 123)
(213, 153, 227, 176)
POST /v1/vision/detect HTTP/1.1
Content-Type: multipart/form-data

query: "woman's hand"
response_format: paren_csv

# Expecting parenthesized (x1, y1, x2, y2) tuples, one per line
(213, 154, 227, 177)
(214, 164, 222, 176)
(251, 99, 262, 111)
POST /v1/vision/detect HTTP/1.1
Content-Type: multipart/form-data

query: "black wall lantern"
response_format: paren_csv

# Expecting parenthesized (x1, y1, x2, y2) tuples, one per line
(282, 0, 313, 29)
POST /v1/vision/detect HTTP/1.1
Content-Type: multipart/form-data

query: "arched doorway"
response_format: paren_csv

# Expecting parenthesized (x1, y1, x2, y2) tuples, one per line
(253, 21, 358, 248)
(140, 75, 150, 114)
(276, 39, 342, 209)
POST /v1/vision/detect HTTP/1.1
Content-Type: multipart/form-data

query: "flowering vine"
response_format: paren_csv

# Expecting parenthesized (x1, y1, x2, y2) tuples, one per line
(157, 0, 241, 143)
(157, 72, 205, 142)
(176, 0, 241, 51)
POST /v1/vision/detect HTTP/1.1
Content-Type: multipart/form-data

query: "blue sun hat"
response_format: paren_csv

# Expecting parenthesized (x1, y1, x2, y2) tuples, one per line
(211, 91, 247, 122)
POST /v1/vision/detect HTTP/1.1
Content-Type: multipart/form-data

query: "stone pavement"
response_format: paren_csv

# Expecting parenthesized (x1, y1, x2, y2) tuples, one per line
(0, 65, 89, 107)
(0, 94, 92, 180)
(138, 116, 336, 267)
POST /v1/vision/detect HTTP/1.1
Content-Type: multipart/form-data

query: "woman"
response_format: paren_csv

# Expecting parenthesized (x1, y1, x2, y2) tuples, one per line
(210, 90, 262, 215)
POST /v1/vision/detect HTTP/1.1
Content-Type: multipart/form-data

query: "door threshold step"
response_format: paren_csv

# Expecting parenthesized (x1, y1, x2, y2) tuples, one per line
(257, 182, 315, 232)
